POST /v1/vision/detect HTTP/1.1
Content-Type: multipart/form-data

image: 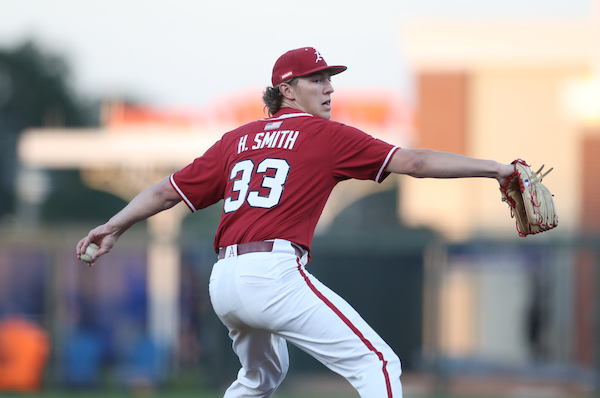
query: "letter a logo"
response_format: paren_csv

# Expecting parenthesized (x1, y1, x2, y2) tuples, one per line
(314, 49, 323, 63)
(225, 244, 238, 259)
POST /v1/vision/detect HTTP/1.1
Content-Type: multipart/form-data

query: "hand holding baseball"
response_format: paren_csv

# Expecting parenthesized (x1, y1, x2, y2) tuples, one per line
(76, 222, 120, 266)
(79, 243, 99, 264)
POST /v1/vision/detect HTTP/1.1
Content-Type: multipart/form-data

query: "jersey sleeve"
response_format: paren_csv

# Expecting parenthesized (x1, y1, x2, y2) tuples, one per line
(170, 140, 226, 212)
(330, 124, 399, 183)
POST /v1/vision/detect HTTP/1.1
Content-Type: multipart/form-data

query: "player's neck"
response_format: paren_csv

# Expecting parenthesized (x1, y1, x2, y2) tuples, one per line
(281, 99, 311, 116)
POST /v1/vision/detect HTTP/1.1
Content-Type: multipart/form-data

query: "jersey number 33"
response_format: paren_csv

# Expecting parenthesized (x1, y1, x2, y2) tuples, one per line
(223, 158, 290, 213)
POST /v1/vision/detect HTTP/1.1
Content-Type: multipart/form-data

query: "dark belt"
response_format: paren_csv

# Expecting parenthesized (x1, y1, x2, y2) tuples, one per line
(218, 241, 302, 259)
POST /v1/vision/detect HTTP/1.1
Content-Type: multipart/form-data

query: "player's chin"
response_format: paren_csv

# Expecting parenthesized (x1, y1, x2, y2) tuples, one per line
(318, 106, 332, 120)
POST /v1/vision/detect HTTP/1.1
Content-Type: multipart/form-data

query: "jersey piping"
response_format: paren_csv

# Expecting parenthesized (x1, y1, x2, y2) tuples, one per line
(376, 146, 400, 183)
(297, 259, 394, 396)
(261, 112, 313, 121)
(170, 174, 197, 212)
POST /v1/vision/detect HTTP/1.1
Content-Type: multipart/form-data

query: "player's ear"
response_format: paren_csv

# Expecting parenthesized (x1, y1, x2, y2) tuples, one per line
(279, 82, 296, 101)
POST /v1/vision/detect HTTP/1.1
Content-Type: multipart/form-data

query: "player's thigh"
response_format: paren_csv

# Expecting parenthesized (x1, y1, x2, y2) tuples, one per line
(279, 267, 397, 369)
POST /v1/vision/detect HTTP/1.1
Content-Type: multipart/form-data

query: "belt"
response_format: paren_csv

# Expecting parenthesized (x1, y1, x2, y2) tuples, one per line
(218, 241, 303, 259)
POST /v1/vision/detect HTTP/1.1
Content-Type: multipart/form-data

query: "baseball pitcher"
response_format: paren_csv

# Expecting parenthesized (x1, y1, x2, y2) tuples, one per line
(77, 47, 545, 397)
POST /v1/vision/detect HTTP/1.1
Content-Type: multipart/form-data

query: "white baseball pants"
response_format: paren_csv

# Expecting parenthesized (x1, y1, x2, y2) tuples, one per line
(208, 239, 402, 397)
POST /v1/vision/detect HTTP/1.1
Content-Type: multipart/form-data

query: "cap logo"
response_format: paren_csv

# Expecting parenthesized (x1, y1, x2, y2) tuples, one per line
(280, 71, 293, 80)
(314, 49, 323, 63)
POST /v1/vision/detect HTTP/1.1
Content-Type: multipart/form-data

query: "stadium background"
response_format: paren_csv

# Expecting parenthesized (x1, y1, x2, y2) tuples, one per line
(1, 1, 600, 397)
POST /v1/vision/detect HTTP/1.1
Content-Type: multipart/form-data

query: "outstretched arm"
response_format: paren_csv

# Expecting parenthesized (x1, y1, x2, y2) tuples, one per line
(386, 148, 515, 186)
(76, 177, 182, 263)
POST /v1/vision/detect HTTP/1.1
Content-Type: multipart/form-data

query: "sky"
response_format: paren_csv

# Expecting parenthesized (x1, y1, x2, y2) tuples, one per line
(0, 0, 592, 110)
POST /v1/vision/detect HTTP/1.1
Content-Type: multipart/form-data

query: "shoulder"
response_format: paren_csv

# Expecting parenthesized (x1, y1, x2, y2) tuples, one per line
(224, 119, 264, 137)
(326, 119, 372, 139)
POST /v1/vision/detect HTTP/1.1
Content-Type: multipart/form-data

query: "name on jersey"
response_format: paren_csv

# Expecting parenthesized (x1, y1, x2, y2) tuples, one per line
(237, 130, 299, 154)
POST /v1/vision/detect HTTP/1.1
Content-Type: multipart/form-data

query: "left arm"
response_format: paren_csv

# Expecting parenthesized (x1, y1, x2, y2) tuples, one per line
(386, 148, 515, 186)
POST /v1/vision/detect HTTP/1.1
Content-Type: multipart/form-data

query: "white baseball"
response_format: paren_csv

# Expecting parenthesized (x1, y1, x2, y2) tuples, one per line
(80, 243, 99, 263)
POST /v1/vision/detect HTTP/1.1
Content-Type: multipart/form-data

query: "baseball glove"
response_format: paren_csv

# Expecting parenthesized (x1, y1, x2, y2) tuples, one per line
(500, 159, 558, 237)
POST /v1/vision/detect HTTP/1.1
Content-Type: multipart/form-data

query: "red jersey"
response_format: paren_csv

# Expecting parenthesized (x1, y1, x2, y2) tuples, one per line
(170, 108, 398, 252)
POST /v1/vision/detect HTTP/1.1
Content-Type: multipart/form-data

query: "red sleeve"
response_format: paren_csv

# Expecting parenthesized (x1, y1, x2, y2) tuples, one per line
(169, 140, 226, 212)
(330, 124, 399, 183)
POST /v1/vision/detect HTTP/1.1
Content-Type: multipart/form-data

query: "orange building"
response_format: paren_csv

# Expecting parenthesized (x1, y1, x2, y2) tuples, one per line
(398, 4, 600, 239)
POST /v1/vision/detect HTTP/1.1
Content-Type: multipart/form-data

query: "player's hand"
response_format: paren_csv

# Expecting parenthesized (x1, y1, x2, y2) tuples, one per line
(496, 163, 516, 187)
(76, 223, 120, 264)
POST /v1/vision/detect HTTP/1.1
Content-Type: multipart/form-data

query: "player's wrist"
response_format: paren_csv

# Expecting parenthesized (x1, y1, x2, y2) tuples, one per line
(495, 163, 515, 185)
(104, 219, 128, 238)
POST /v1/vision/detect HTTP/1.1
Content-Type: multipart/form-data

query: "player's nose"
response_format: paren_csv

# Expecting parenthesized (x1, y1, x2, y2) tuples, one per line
(324, 80, 334, 94)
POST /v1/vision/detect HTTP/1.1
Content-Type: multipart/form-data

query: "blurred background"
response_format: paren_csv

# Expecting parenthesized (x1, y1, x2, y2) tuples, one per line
(0, 0, 599, 397)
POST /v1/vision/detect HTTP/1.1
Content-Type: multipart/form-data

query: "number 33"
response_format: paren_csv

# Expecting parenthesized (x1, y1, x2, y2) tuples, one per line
(224, 158, 290, 213)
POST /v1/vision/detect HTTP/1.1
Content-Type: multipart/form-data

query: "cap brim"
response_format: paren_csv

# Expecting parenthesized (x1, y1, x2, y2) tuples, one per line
(297, 65, 347, 78)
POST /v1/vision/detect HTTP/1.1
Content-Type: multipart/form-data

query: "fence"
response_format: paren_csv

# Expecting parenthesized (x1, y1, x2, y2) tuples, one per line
(421, 237, 600, 396)
(0, 225, 598, 395)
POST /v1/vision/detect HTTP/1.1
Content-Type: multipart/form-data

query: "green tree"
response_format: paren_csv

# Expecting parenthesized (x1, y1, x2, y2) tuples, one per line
(0, 41, 125, 224)
(0, 41, 91, 128)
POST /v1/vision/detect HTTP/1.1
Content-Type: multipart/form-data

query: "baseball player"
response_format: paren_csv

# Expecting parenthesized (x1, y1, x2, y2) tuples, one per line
(77, 47, 516, 397)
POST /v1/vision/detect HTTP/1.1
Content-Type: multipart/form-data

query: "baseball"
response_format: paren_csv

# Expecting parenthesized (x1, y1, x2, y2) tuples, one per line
(80, 243, 99, 263)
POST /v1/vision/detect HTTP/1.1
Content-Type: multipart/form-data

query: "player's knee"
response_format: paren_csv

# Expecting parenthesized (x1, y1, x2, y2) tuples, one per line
(368, 350, 402, 382)
(353, 349, 401, 376)
(386, 352, 402, 379)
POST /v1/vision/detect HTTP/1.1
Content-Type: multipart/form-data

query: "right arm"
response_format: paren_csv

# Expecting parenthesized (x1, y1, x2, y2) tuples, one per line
(76, 177, 182, 263)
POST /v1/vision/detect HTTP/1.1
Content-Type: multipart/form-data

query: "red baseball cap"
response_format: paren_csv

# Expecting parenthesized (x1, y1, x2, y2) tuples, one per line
(271, 47, 347, 86)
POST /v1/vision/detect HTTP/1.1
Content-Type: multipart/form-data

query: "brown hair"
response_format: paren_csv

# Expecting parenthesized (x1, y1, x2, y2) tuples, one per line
(262, 78, 297, 117)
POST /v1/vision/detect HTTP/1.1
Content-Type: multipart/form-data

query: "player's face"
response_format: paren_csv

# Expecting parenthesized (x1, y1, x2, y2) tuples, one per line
(290, 72, 334, 119)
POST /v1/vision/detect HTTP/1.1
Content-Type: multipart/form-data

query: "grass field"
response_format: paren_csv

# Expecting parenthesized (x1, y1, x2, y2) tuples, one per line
(0, 394, 587, 398)
(0, 373, 589, 398)
(0, 390, 586, 398)
(0, 393, 354, 398)
(0, 393, 512, 398)
(0, 390, 362, 398)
